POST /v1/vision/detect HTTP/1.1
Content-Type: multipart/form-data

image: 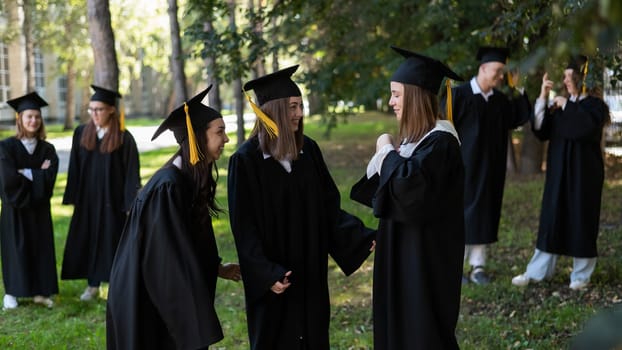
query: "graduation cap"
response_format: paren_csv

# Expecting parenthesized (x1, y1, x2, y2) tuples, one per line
(243, 65, 302, 138)
(566, 54, 589, 94)
(151, 85, 222, 165)
(476, 46, 509, 64)
(390, 46, 464, 122)
(6, 92, 48, 113)
(90, 85, 126, 131)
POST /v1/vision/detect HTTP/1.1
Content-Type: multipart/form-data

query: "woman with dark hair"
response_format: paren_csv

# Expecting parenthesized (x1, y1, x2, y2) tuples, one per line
(0, 92, 58, 310)
(106, 86, 240, 349)
(228, 65, 375, 350)
(512, 55, 609, 290)
(351, 46, 465, 349)
(61, 85, 141, 301)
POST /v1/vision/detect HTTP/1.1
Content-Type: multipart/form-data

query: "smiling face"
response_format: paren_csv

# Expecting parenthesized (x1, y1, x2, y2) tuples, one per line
(479, 61, 506, 90)
(288, 96, 303, 132)
(20, 109, 42, 137)
(88, 101, 115, 128)
(389, 81, 404, 121)
(204, 118, 229, 162)
(563, 68, 579, 96)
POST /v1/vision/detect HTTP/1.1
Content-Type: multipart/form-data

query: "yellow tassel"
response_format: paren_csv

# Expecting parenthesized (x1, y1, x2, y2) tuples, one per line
(119, 100, 126, 131)
(244, 91, 279, 138)
(445, 79, 453, 124)
(507, 71, 515, 89)
(15, 112, 18, 120)
(581, 58, 589, 95)
(184, 102, 203, 165)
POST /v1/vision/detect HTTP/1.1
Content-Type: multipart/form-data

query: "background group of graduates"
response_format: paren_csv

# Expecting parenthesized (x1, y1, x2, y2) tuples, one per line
(0, 43, 610, 350)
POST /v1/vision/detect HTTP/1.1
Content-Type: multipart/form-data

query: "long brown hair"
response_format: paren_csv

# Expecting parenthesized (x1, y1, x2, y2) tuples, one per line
(250, 97, 304, 160)
(80, 106, 124, 153)
(15, 111, 47, 140)
(399, 83, 439, 144)
(175, 125, 222, 221)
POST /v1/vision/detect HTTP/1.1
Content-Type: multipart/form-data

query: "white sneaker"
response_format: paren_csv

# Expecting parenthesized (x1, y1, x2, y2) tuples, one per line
(3, 294, 18, 310)
(511, 274, 531, 287)
(33, 295, 54, 308)
(80, 286, 99, 301)
(569, 280, 589, 290)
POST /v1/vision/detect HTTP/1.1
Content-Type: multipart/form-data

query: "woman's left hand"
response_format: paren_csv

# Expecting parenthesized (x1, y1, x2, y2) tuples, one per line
(218, 263, 242, 282)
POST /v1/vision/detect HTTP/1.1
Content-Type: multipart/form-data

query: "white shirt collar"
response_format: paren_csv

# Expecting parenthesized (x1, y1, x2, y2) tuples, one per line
(470, 77, 494, 101)
(399, 120, 461, 158)
(20, 137, 38, 155)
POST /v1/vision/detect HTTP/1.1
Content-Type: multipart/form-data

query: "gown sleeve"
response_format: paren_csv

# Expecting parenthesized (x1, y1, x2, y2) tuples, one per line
(0, 141, 31, 208)
(121, 131, 141, 212)
(30, 143, 59, 205)
(63, 127, 82, 205)
(555, 98, 608, 139)
(307, 140, 376, 276)
(140, 182, 223, 348)
(227, 152, 288, 303)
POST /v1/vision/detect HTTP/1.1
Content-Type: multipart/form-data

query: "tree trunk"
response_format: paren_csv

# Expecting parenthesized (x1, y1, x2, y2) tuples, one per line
(22, 0, 35, 92)
(64, 61, 76, 130)
(228, 0, 245, 145)
(520, 122, 544, 174)
(204, 20, 221, 111)
(249, 0, 266, 80)
(506, 134, 517, 173)
(87, 0, 119, 90)
(168, 0, 187, 107)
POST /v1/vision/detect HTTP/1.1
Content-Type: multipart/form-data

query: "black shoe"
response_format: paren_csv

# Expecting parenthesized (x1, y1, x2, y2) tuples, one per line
(470, 266, 490, 285)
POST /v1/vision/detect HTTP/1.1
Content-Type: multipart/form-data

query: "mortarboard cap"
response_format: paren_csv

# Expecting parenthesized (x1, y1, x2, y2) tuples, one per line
(476, 46, 509, 64)
(152, 85, 222, 165)
(90, 85, 122, 106)
(243, 65, 302, 106)
(566, 54, 588, 72)
(242, 65, 302, 138)
(7, 92, 48, 113)
(390, 46, 464, 123)
(390, 46, 464, 94)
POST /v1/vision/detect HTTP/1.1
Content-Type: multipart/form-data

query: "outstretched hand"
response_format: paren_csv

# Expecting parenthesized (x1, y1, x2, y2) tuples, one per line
(41, 159, 51, 169)
(218, 263, 242, 282)
(540, 72, 554, 100)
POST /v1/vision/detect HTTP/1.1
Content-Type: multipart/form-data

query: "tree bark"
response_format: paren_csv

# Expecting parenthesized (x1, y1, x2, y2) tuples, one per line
(168, 0, 187, 107)
(204, 20, 221, 112)
(22, 0, 35, 92)
(228, 0, 245, 145)
(520, 122, 544, 174)
(87, 0, 119, 90)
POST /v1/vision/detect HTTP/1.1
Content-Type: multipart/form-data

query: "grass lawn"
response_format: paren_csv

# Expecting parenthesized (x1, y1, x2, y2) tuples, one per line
(0, 111, 621, 349)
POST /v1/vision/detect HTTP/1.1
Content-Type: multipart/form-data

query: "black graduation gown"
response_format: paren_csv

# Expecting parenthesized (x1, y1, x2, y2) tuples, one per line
(61, 125, 141, 282)
(532, 96, 607, 257)
(106, 165, 223, 350)
(443, 83, 530, 244)
(351, 130, 465, 350)
(0, 137, 59, 297)
(228, 136, 375, 350)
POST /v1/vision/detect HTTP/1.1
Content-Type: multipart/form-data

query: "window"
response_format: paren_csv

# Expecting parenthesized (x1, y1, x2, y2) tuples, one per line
(0, 43, 10, 102)
(58, 76, 67, 116)
(34, 47, 45, 91)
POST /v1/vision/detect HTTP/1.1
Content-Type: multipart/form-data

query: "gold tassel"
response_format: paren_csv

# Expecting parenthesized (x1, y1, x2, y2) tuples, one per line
(446, 79, 453, 124)
(119, 100, 126, 131)
(507, 71, 515, 89)
(581, 58, 589, 95)
(184, 102, 203, 165)
(14, 112, 18, 120)
(244, 91, 279, 138)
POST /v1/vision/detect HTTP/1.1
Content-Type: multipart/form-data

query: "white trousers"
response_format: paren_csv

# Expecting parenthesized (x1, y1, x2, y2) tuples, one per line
(464, 244, 487, 268)
(524, 249, 597, 283)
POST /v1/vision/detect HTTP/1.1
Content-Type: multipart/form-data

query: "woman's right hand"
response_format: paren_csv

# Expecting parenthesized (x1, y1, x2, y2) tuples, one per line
(271, 270, 292, 294)
(41, 159, 51, 169)
(540, 72, 554, 100)
(376, 133, 394, 152)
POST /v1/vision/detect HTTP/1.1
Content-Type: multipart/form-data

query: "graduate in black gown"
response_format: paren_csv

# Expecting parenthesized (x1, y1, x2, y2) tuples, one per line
(106, 86, 240, 350)
(61, 85, 141, 301)
(351, 46, 465, 350)
(0, 92, 58, 310)
(512, 55, 608, 290)
(229, 65, 376, 350)
(441, 47, 531, 284)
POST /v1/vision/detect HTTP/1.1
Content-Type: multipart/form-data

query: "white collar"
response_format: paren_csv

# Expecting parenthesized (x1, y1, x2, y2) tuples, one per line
(399, 120, 461, 158)
(569, 94, 587, 102)
(20, 137, 38, 155)
(96, 126, 108, 139)
(470, 77, 494, 101)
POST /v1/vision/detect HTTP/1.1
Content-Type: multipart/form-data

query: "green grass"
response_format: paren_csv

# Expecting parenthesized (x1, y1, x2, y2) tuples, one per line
(1, 112, 621, 349)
